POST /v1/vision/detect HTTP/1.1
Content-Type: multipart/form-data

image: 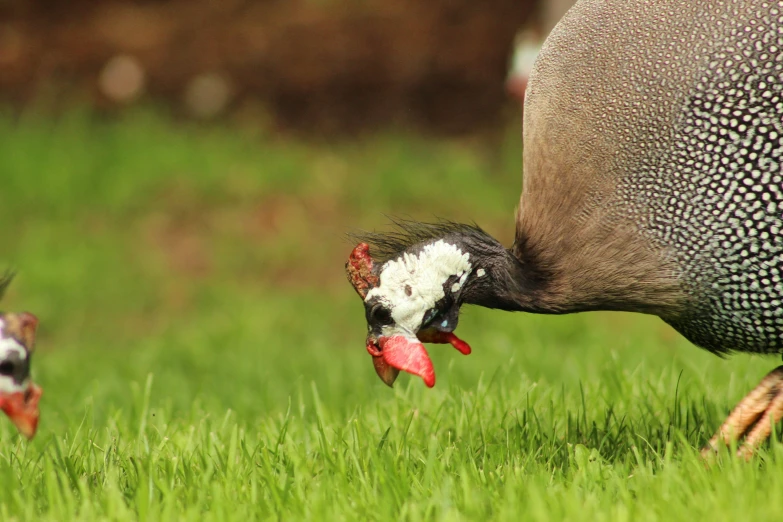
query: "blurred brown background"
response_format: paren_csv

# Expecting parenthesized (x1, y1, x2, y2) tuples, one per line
(0, 0, 575, 136)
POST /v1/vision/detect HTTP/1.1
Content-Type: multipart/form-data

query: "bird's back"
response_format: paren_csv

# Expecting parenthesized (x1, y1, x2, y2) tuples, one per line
(519, 0, 783, 353)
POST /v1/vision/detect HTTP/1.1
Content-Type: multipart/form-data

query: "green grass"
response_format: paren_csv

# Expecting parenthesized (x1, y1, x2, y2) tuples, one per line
(0, 110, 782, 521)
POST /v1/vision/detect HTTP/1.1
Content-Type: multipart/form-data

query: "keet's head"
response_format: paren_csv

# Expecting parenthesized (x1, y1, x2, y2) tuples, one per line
(346, 221, 508, 388)
(0, 311, 41, 439)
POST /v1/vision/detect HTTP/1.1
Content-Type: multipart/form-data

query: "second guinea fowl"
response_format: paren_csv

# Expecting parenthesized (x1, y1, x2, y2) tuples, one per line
(346, 0, 783, 458)
(0, 274, 42, 439)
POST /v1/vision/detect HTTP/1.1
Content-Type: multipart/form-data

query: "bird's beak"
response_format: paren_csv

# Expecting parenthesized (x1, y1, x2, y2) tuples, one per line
(370, 348, 401, 387)
(0, 383, 42, 439)
(367, 330, 472, 388)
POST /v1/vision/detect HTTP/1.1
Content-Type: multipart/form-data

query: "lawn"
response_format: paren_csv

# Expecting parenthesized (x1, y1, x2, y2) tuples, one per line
(0, 110, 781, 521)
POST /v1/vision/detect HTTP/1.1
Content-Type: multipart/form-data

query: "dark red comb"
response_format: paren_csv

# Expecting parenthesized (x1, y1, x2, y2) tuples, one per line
(346, 243, 379, 298)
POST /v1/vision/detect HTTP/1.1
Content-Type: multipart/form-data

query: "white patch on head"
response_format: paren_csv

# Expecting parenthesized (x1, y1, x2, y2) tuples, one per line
(476, 268, 486, 278)
(451, 271, 469, 293)
(365, 240, 472, 334)
(0, 319, 27, 394)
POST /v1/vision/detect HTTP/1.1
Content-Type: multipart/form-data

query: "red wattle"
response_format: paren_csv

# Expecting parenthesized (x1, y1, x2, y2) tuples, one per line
(445, 332, 472, 355)
(416, 330, 472, 355)
(379, 336, 436, 388)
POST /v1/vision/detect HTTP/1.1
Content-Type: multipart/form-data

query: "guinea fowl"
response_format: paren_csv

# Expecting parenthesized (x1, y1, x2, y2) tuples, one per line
(0, 274, 41, 439)
(346, 0, 783, 458)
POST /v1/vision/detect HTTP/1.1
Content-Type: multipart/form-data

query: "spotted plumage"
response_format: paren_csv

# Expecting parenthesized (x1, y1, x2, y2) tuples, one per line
(605, 1, 783, 354)
(522, 0, 783, 354)
(656, 9, 783, 353)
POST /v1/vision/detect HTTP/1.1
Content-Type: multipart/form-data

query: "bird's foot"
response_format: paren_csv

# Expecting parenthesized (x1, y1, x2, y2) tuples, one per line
(701, 365, 783, 460)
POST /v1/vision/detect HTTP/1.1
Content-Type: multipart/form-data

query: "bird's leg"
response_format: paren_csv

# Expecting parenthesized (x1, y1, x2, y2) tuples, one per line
(737, 389, 783, 460)
(701, 366, 783, 459)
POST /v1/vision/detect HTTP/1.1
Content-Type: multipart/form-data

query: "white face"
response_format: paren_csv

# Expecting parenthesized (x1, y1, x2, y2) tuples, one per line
(0, 319, 28, 394)
(365, 240, 472, 337)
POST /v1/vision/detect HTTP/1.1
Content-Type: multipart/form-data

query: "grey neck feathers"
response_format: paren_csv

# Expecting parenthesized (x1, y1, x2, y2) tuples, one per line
(459, 238, 553, 314)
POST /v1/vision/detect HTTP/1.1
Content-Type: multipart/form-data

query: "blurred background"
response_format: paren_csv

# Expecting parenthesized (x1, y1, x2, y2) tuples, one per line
(1, 0, 573, 134)
(0, 0, 581, 367)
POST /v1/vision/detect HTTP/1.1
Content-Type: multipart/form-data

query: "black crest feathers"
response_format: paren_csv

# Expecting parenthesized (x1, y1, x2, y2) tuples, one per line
(348, 218, 499, 263)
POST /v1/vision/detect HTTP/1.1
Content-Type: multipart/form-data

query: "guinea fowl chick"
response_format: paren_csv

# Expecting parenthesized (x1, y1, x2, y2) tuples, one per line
(346, 0, 783, 459)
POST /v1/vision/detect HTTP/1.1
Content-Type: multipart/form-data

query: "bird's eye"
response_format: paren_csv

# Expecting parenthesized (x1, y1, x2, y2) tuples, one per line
(370, 304, 393, 325)
(0, 360, 15, 376)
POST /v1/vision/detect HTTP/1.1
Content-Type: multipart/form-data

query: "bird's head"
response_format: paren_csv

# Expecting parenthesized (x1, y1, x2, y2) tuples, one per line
(0, 312, 42, 439)
(345, 221, 512, 388)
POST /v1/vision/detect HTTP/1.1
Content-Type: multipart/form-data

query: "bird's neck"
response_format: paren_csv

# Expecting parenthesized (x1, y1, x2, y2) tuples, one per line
(459, 234, 558, 314)
(460, 227, 685, 317)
